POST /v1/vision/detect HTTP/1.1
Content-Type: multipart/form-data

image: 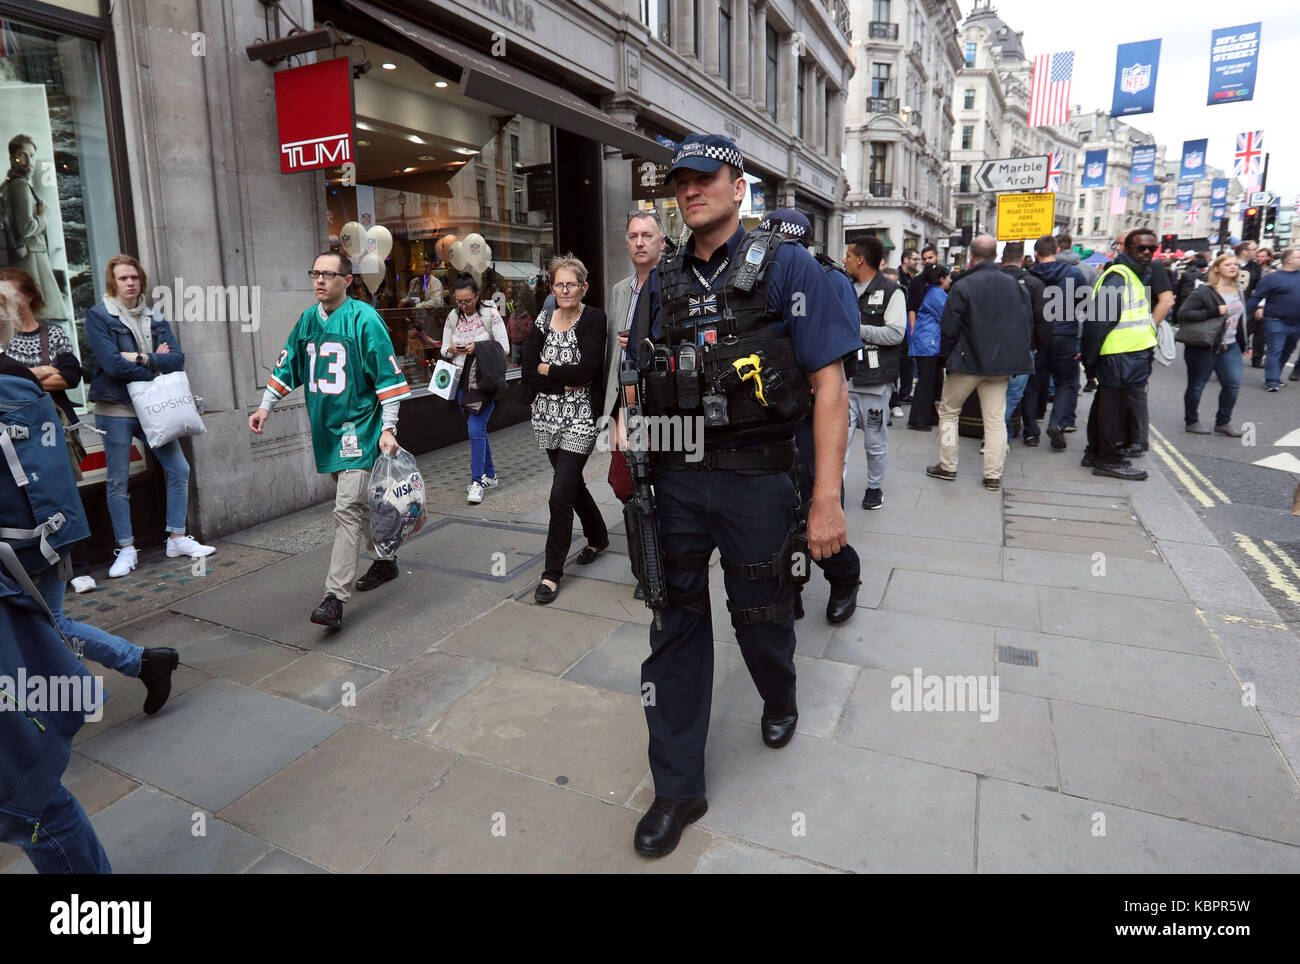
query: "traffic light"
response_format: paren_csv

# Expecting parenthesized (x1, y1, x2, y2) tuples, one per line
(1264, 204, 1278, 238)
(1162, 234, 1177, 250)
(1243, 206, 1261, 242)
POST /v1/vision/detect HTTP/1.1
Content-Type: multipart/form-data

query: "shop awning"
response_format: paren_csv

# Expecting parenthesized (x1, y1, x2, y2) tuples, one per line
(342, 0, 673, 163)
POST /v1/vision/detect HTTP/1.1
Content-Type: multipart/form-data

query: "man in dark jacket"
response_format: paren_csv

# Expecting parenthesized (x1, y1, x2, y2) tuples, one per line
(1080, 228, 1159, 479)
(926, 235, 1033, 490)
(1030, 235, 1089, 449)
(1247, 247, 1300, 390)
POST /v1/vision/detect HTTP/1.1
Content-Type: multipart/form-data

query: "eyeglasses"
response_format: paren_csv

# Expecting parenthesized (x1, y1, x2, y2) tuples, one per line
(307, 270, 345, 280)
(1132, 244, 1158, 253)
(553, 282, 583, 292)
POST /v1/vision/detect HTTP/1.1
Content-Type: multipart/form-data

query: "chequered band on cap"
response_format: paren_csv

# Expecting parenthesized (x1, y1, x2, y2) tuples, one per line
(671, 142, 744, 169)
(758, 218, 807, 238)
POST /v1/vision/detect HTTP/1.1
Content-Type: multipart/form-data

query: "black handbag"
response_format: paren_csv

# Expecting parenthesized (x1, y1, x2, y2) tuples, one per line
(1174, 287, 1226, 349)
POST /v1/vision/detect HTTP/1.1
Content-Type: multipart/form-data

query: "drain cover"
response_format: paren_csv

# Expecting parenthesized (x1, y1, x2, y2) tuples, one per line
(996, 644, 1039, 667)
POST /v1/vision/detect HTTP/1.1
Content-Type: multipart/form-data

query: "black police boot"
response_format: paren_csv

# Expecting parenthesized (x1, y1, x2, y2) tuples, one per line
(634, 796, 708, 858)
(138, 647, 179, 716)
(633, 581, 646, 600)
(761, 697, 799, 749)
(356, 558, 399, 591)
(826, 582, 859, 624)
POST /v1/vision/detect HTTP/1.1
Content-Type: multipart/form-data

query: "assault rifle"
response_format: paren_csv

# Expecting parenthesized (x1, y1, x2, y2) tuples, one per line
(621, 353, 666, 629)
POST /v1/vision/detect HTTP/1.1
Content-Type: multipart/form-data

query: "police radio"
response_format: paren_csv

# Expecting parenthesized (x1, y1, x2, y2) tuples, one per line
(732, 222, 781, 293)
(675, 343, 700, 411)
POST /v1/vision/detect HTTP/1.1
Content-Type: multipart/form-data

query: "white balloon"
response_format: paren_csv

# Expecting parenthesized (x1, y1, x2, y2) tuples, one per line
(449, 240, 469, 271)
(464, 232, 491, 274)
(360, 224, 393, 294)
(339, 221, 364, 257)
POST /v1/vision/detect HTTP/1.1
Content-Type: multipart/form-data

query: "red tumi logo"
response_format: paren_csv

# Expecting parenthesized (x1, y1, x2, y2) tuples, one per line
(274, 57, 354, 174)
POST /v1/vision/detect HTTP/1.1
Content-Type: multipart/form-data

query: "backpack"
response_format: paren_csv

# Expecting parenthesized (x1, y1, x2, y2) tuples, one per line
(0, 367, 90, 573)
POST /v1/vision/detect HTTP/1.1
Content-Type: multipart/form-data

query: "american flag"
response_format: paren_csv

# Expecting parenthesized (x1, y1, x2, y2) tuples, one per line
(1028, 51, 1074, 127)
(1038, 152, 1063, 193)
(1185, 201, 1201, 226)
(0, 20, 24, 57)
(1234, 130, 1264, 177)
(1110, 184, 1128, 214)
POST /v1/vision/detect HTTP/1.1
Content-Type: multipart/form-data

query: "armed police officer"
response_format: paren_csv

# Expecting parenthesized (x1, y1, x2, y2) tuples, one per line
(625, 135, 860, 858)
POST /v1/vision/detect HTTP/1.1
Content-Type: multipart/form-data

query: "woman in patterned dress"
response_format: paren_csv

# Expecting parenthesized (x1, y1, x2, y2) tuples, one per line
(521, 255, 609, 603)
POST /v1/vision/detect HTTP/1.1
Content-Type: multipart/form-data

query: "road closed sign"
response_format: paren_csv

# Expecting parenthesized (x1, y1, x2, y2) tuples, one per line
(996, 192, 1056, 241)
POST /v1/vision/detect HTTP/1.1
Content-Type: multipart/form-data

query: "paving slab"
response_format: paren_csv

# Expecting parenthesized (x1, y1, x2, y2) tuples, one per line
(245, 849, 331, 873)
(977, 778, 1300, 873)
(854, 532, 1003, 580)
(1260, 710, 1300, 788)
(1036, 586, 1217, 655)
(694, 838, 842, 873)
(117, 614, 301, 685)
(254, 652, 386, 712)
(1159, 540, 1276, 614)
(421, 668, 649, 802)
(837, 668, 1057, 787)
(79, 678, 347, 811)
(999, 475, 1127, 498)
(72, 663, 211, 747)
(694, 716, 976, 873)
(1002, 546, 1188, 602)
(563, 620, 649, 696)
(825, 609, 995, 678)
(540, 574, 653, 625)
(1052, 700, 1300, 845)
(993, 627, 1263, 733)
(884, 569, 1040, 631)
(1127, 472, 1220, 546)
(1200, 611, 1300, 717)
(219, 723, 454, 873)
(4, 788, 272, 874)
(847, 506, 1004, 545)
(338, 650, 496, 736)
(433, 600, 616, 675)
(1004, 490, 1132, 511)
(912, 488, 1004, 516)
(1004, 514, 1153, 545)
(569, 548, 639, 586)
(170, 532, 529, 669)
(712, 644, 858, 739)
(365, 757, 707, 873)
(1004, 501, 1140, 526)
(1004, 527, 1162, 560)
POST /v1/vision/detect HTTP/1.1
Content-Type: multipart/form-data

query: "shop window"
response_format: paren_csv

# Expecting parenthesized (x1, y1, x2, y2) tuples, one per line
(0, 18, 123, 417)
(641, 0, 671, 45)
(324, 42, 558, 384)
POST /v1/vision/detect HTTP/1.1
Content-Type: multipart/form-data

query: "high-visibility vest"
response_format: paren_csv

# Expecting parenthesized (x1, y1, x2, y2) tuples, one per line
(1094, 263, 1158, 355)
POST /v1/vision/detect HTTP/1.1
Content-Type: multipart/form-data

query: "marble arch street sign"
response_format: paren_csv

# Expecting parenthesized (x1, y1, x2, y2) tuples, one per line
(977, 156, 1050, 192)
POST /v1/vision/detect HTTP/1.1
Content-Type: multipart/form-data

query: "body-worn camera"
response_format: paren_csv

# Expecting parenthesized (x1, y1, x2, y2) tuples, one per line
(702, 392, 729, 427)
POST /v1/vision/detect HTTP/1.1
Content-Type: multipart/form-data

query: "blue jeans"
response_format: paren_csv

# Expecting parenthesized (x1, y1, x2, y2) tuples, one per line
(1264, 318, 1300, 389)
(0, 786, 111, 873)
(36, 566, 141, 676)
(96, 414, 191, 545)
(1004, 374, 1029, 438)
(1048, 335, 1080, 429)
(1184, 344, 1242, 426)
(461, 395, 497, 481)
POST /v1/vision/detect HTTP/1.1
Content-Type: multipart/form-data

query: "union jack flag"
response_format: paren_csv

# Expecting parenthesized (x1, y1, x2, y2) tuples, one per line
(1185, 201, 1201, 226)
(1038, 152, 1063, 193)
(687, 293, 718, 317)
(1234, 130, 1264, 177)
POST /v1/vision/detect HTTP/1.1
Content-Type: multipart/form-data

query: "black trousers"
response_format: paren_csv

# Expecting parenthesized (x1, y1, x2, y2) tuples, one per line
(1020, 348, 1051, 438)
(544, 447, 607, 581)
(1086, 352, 1151, 465)
(897, 339, 914, 400)
(907, 356, 943, 428)
(793, 417, 860, 590)
(1250, 314, 1267, 364)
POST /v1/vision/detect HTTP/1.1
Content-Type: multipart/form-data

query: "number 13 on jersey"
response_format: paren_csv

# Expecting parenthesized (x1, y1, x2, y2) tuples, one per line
(306, 341, 348, 394)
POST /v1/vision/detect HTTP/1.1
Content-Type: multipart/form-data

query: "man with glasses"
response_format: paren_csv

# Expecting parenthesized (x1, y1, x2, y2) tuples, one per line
(248, 251, 410, 628)
(1080, 229, 1158, 480)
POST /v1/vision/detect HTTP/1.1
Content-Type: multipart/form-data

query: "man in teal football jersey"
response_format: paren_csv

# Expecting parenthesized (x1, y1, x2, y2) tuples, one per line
(248, 251, 410, 628)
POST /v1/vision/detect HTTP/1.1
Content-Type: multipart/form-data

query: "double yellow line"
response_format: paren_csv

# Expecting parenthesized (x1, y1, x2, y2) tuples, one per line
(1149, 425, 1300, 605)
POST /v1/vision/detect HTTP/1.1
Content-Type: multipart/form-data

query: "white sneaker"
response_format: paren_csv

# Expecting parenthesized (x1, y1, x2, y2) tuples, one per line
(480, 474, 500, 488)
(467, 482, 484, 504)
(891, 406, 905, 418)
(165, 534, 215, 558)
(108, 546, 138, 578)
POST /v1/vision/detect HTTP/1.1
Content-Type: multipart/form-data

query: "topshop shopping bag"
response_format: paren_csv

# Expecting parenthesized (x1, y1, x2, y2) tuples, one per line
(126, 371, 206, 448)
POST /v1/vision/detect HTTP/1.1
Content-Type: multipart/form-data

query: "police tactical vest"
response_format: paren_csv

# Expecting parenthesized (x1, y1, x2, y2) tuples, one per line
(645, 229, 812, 440)
(851, 273, 901, 388)
(1094, 263, 1158, 356)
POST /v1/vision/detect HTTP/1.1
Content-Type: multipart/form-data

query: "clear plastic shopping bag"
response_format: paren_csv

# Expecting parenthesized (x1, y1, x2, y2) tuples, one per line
(368, 446, 428, 560)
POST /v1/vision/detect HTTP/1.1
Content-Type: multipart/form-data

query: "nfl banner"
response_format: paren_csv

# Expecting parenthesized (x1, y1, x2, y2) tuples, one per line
(1208, 22, 1261, 105)
(1176, 181, 1194, 211)
(1112, 39, 1161, 116)
(1130, 145, 1158, 184)
(1179, 139, 1208, 180)
(1210, 177, 1229, 206)
(1143, 185, 1162, 212)
(1211, 204, 1226, 220)
(1082, 149, 1108, 188)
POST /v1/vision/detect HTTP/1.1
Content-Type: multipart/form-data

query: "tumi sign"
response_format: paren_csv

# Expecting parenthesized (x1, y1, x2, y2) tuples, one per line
(274, 58, 354, 174)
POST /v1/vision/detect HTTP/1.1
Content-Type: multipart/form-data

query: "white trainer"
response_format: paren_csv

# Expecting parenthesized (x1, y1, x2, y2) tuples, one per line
(108, 545, 138, 578)
(467, 481, 484, 504)
(165, 534, 215, 558)
(480, 474, 500, 488)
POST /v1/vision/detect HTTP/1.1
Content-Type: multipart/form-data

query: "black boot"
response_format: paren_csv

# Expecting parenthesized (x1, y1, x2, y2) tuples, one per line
(139, 647, 179, 716)
(356, 558, 399, 591)
(634, 796, 708, 857)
